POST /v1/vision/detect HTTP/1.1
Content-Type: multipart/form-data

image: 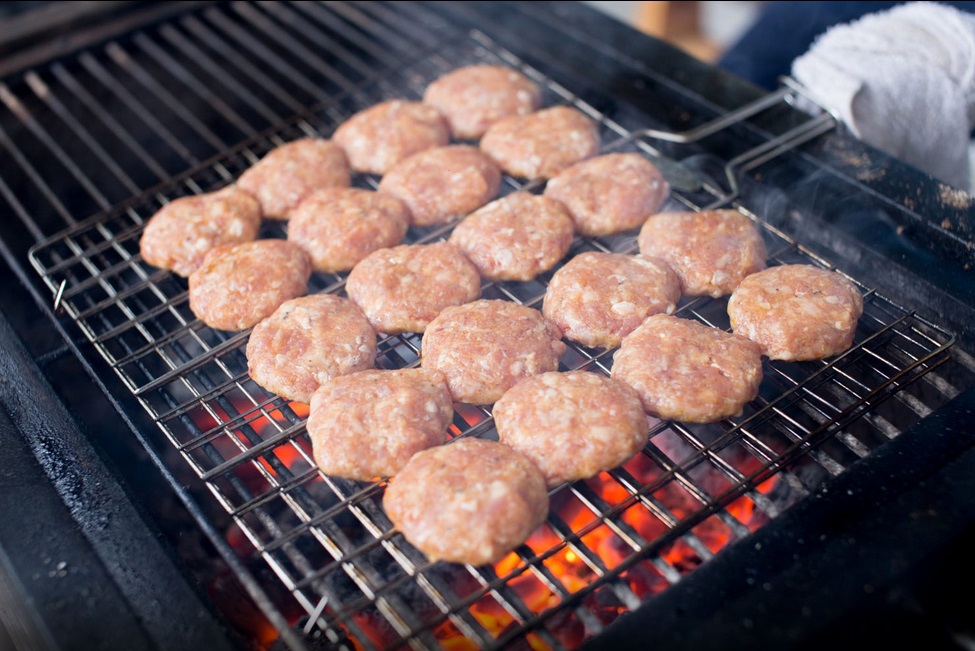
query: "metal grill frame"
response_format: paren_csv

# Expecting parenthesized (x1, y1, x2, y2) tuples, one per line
(14, 6, 963, 651)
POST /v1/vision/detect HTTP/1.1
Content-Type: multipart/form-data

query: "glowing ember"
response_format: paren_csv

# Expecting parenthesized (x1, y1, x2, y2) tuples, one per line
(436, 622, 478, 651)
(206, 569, 282, 648)
(188, 378, 781, 651)
(457, 468, 780, 649)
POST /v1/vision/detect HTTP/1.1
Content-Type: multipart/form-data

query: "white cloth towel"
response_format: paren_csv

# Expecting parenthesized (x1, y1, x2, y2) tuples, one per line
(791, 2, 975, 191)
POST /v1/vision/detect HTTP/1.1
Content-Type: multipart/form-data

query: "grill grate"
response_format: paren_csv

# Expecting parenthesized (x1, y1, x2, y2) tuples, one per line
(17, 4, 962, 651)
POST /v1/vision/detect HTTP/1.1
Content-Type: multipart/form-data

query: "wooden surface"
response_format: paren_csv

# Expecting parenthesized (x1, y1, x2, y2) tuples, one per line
(635, 1, 722, 62)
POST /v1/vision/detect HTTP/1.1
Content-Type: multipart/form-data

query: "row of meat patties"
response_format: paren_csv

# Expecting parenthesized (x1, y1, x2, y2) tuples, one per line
(138, 64, 864, 566)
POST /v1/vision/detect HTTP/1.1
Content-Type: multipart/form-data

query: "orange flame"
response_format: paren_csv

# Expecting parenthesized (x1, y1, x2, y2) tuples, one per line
(458, 469, 778, 649)
(188, 390, 780, 651)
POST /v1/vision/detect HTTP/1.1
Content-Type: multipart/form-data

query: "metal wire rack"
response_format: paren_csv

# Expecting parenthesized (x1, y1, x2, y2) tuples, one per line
(26, 19, 959, 651)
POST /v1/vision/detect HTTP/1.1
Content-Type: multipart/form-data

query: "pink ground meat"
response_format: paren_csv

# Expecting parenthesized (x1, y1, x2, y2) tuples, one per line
(480, 105, 600, 180)
(727, 264, 864, 360)
(383, 438, 549, 566)
(140, 185, 261, 277)
(542, 251, 681, 349)
(637, 209, 767, 298)
(188, 239, 311, 331)
(544, 152, 670, 236)
(246, 294, 377, 404)
(422, 64, 542, 140)
(420, 299, 566, 405)
(611, 314, 764, 423)
(332, 100, 449, 175)
(237, 138, 350, 219)
(448, 192, 574, 281)
(494, 370, 648, 487)
(308, 368, 453, 480)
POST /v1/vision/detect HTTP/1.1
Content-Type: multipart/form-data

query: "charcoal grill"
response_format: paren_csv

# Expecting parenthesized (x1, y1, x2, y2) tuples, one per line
(3, 3, 975, 651)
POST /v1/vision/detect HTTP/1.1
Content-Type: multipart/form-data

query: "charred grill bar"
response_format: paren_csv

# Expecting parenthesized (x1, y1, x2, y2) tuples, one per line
(2, 2, 975, 651)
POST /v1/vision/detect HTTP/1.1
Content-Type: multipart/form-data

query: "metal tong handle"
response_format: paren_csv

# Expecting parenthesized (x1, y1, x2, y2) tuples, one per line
(631, 84, 835, 201)
(634, 86, 793, 144)
(704, 111, 837, 210)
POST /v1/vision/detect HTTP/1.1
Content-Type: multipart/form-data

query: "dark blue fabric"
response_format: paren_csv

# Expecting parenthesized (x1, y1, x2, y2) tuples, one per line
(717, 1, 975, 90)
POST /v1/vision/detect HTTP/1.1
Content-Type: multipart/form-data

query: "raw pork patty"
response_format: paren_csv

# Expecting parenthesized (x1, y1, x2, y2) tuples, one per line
(237, 138, 350, 219)
(612, 314, 764, 423)
(422, 64, 542, 140)
(345, 241, 481, 334)
(421, 299, 566, 405)
(383, 437, 548, 566)
(189, 239, 311, 331)
(637, 209, 767, 298)
(480, 105, 600, 180)
(448, 192, 574, 281)
(728, 264, 864, 361)
(542, 251, 681, 349)
(139, 185, 261, 277)
(287, 187, 409, 273)
(332, 99, 449, 175)
(308, 368, 453, 480)
(543, 153, 670, 237)
(246, 294, 377, 404)
(377, 145, 501, 226)
(494, 370, 647, 487)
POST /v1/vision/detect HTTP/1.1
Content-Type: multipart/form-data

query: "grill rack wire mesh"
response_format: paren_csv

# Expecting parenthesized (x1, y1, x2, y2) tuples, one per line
(25, 17, 959, 651)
